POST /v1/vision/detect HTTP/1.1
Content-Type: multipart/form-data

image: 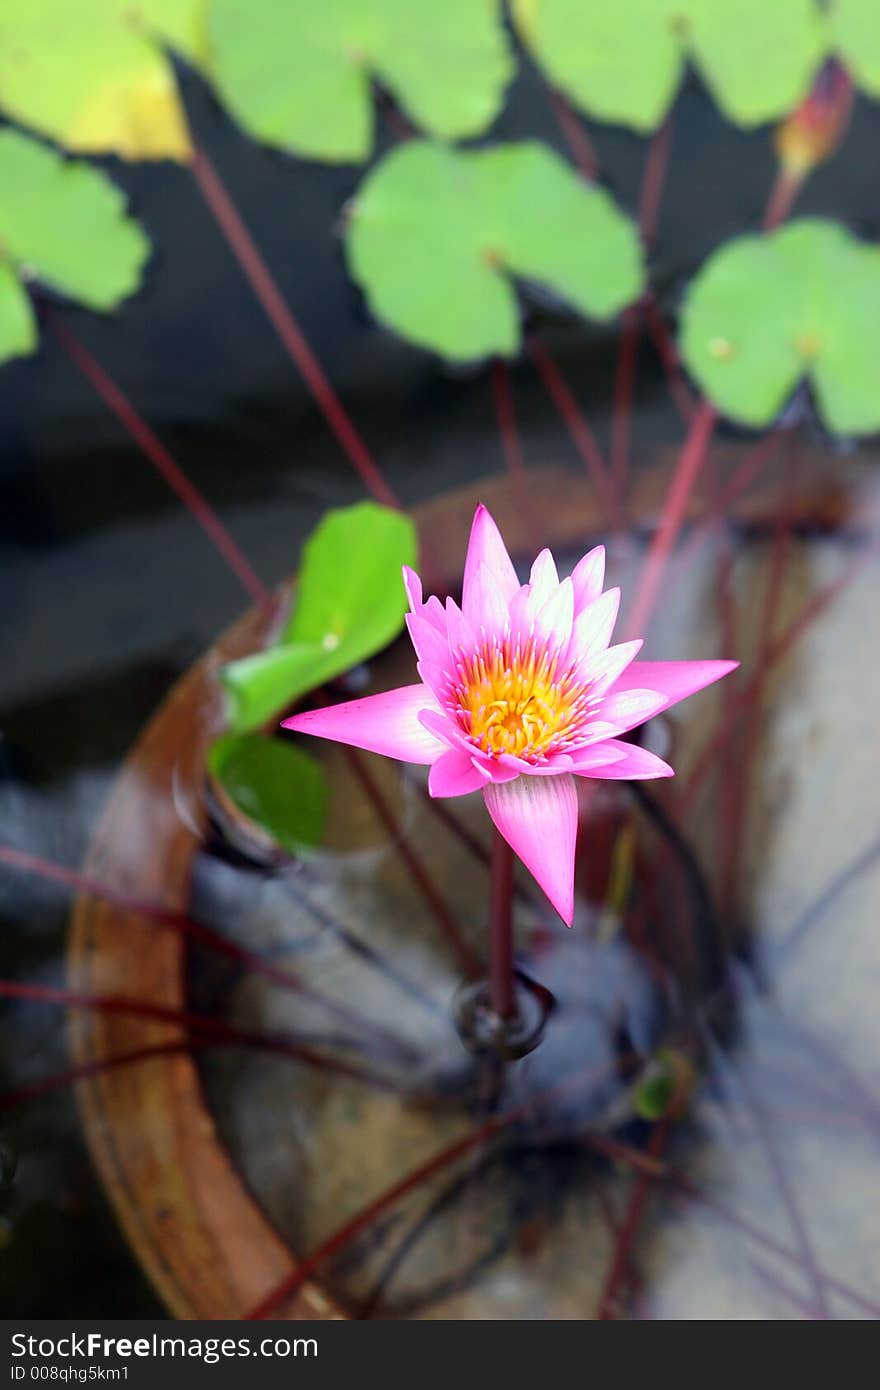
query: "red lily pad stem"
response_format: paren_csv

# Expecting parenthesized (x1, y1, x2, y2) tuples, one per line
(624, 399, 718, 639)
(543, 88, 599, 181)
(611, 118, 675, 519)
(44, 310, 271, 612)
(526, 334, 621, 533)
(491, 358, 539, 546)
(189, 141, 400, 512)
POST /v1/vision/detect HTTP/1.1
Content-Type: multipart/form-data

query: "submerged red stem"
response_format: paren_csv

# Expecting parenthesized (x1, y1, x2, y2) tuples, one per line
(0, 844, 411, 1062)
(246, 1054, 658, 1319)
(0, 979, 399, 1093)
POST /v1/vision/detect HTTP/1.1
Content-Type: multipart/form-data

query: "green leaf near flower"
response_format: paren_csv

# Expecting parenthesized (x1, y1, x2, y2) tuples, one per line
(0, 0, 203, 163)
(208, 732, 328, 854)
(0, 129, 150, 312)
(680, 218, 880, 435)
(221, 502, 417, 732)
(346, 140, 644, 361)
(205, 0, 513, 164)
(0, 261, 38, 367)
(511, 0, 825, 132)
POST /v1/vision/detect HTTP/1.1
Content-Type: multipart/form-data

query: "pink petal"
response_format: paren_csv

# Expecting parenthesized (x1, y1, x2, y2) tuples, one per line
(419, 707, 469, 752)
(469, 561, 511, 638)
(507, 582, 534, 639)
(419, 710, 521, 784)
(403, 565, 447, 633)
(608, 659, 738, 712)
(571, 739, 673, 779)
(581, 638, 642, 695)
(527, 549, 559, 612)
(570, 545, 606, 611)
(568, 587, 621, 664)
(565, 742, 629, 772)
(444, 596, 478, 657)
(462, 505, 519, 614)
(406, 612, 453, 698)
(283, 685, 445, 764)
(534, 575, 574, 650)
(483, 773, 578, 925)
(592, 687, 668, 737)
(402, 564, 423, 612)
(428, 749, 486, 798)
(497, 751, 574, 775)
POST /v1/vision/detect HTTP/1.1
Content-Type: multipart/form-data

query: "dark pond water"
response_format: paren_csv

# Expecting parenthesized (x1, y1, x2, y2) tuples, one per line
(2, 57, 879, 1318)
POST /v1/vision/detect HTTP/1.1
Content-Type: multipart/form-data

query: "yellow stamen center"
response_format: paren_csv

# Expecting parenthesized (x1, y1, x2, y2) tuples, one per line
(454, 638, 593, 761)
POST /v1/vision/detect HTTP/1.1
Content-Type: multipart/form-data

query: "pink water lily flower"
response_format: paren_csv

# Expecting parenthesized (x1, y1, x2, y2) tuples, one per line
(283, 506, 736, 925)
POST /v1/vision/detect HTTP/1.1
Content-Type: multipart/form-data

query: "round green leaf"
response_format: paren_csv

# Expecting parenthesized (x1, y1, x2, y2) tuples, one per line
(0, 129, 150, 310)
(680, 219, 880, 435)
(687, 0, 825, 127)
(0, 261, 38, 365)
(222, 502, 417, 733)
(283, 501, 417, 649)
(512, 0, 824, 132)
(0, 0, 203, 162)
(346, 140, 644, 361)
(511, 0, 682, 134)
(209, 732, 328, 855)
(827, 0, 880, 100)
(206, 0, 513, 164)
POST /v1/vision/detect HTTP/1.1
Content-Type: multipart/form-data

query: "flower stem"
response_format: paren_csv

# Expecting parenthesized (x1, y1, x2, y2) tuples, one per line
(488, 830, 516, 1022)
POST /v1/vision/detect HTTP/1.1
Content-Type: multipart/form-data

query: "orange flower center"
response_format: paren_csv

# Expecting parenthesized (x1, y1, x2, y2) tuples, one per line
(454, 639, 593, 760)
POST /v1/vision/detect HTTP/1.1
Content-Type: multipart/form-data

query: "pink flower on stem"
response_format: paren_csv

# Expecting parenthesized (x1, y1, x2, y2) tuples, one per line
(283, 506, 736, 925)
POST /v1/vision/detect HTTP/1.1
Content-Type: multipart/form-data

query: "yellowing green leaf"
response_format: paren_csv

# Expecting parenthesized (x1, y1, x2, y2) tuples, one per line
(0, 0, 204, 162)
(346, 140, 644, 361)
(206, 0, 514, 163)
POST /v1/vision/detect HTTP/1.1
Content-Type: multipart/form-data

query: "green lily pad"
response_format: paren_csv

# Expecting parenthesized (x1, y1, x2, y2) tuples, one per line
(206, 0, 513, 164)
(222, 502, 417, 732)
(0, 129, 150, 311)
(346, 140, 644, 361)
(680, 219, 880, 435)
(827, 0, 880, 99)
(208, 732, 328, 854)
(0, 261, 38, 366)
(0, 0, 203, 162)
(511, 0, 825, 132)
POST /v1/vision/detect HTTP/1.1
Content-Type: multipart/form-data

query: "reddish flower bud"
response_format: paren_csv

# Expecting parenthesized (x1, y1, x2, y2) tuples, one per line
(775, 60, 854, 177)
